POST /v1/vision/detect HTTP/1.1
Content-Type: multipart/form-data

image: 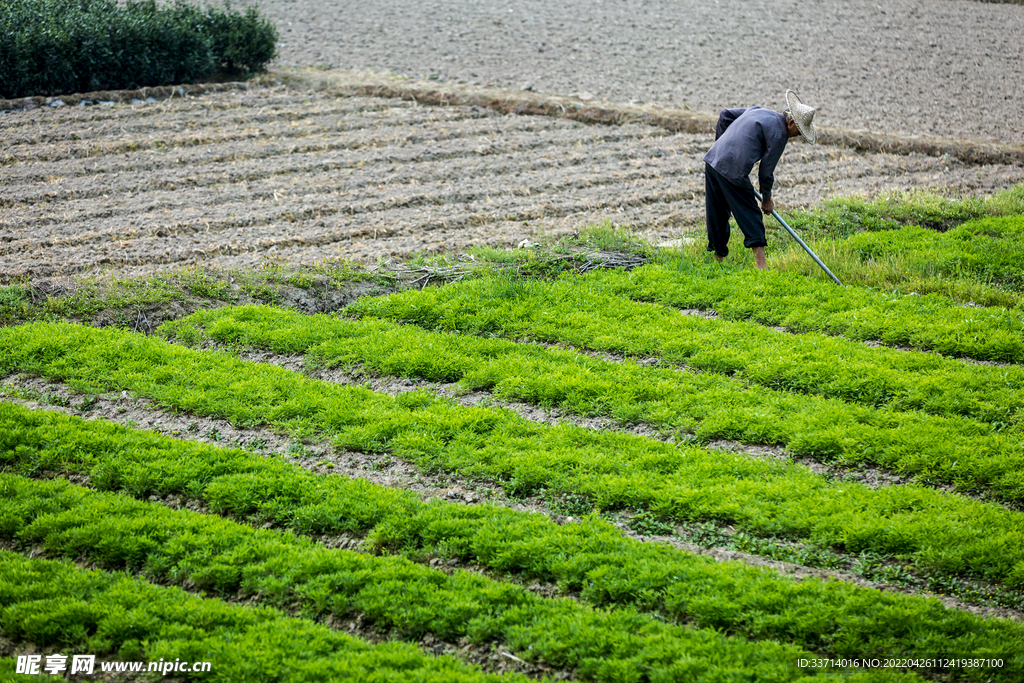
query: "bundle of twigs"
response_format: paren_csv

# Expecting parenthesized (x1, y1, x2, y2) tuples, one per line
(399, 263, 474, 290)
(573, 250, 648, 274)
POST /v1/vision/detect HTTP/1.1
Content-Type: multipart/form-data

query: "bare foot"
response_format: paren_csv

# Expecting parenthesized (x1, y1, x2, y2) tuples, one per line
(752, 246, 766, 270)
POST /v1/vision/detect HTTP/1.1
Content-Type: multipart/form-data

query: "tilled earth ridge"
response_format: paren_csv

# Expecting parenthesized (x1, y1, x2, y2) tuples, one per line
(4, 379, 1021, 624)
(4, 85, 1024, 282)
(257, 0, 1024, 146)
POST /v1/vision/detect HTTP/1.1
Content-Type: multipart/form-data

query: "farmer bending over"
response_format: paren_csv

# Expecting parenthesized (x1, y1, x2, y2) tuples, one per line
(702, 90, 817, 269)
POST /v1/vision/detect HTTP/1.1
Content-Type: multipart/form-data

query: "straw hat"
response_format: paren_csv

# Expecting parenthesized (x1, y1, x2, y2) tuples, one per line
(785, 90, 817, 144)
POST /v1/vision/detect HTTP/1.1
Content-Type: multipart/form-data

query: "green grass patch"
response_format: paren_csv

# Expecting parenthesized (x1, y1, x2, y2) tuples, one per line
(0, 548, 519, 682)
(2, 322, 1023, 588)
(0, 474, 873, 682)
(167, 304, 1024, 496)
(783, 185, 1024, 238)
(577, 261, 1024, 361)
(2, 404, 1021, 678)
(766, 216, 1024, 306)
(650, 182, 1024, 305)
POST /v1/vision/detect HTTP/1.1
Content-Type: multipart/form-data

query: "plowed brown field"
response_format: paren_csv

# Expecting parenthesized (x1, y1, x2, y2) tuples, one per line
(3, 81, 1024, 283)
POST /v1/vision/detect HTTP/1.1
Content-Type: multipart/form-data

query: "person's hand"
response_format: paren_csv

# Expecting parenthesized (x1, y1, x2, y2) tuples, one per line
(761, 197, 775, 215)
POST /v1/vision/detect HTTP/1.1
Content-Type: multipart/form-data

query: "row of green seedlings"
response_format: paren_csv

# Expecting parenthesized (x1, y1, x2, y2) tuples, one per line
(841, 216, 1024, 290)
(665, 199, 1024, 308)
(4, 373, 1012, 609)
(196, 294, 1024, 502)
(346, 265, 1024, 424)
(2, 322, 1023, 594)
(781, 186, 1024, 239)
(2, 402, 1020, 681)
(598, 247, 1024, 363)
(0, 475, 876, 683)
(776, 206, 1024, 307)
(624, 511, 1023, 610)
(155, 305, 1024, 602)
(0, 549, 520, 683)
(10, 365, 999, 609)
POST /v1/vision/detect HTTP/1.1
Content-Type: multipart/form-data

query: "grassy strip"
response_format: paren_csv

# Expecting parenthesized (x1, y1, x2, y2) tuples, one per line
(161, 305, 1024, 501)
(2, 324, 1023, 588)
(0, 658, 62, 681)
(796, 215, 1024, 294)
(0, 550, 524, 683)
(841, 216, 1024, 287)
(0, 257, 392, 326)
(0, 475, 899, 683)
(357, 254, 1024, 364)
(3, 405, 1020, 679)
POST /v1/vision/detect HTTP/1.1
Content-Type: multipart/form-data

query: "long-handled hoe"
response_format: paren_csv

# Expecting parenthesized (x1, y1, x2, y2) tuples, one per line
(753, 188, 843, 286)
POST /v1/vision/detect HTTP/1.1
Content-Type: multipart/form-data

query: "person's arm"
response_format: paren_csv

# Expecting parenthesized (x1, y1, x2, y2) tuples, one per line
(757, 120, 787, 202)
(715, 108, 747, 140)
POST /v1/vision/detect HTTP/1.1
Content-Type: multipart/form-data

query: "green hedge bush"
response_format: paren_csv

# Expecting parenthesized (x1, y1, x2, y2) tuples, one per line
(0, 0, 277, 99)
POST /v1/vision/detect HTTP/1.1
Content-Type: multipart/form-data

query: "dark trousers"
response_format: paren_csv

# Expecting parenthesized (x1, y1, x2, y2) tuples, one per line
(704, 163, 767, 258)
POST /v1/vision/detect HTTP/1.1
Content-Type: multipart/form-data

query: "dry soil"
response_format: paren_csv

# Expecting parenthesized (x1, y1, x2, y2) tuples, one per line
(261, 0, 1024, 145)
(4, 83, 1024, 282)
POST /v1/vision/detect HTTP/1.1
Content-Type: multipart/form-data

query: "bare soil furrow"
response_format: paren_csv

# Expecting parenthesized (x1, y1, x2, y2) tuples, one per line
(2, 91, 659, 173)
(0, 93, 504, 161)
(0, 96, 444, 148)
(3, 144, 993, 251)
(0, 126, 670, 220)
(0, 127, 680, 210)
(0, 140, 1000, 238)
(3, 376, 1019, 623)
(239, 347, 1013, 510)
(0, 190, 705, 277)
(4, 165, 704, 235)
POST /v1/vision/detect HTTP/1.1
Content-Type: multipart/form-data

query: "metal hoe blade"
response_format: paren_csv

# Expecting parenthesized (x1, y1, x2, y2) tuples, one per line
(753, 189, 843, 286)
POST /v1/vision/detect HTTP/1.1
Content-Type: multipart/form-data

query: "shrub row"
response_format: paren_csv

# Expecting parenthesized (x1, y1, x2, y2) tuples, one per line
(0, 0, 277, 99)
(0, 549, 523, 683)
(165, 305, 1024, 501)
(1, 324, 1023, 587)
(2, 407, 1021, 679)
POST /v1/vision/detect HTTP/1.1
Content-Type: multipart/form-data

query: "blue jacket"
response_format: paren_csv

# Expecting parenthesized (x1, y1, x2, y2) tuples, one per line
(702, 106, 788, 200)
